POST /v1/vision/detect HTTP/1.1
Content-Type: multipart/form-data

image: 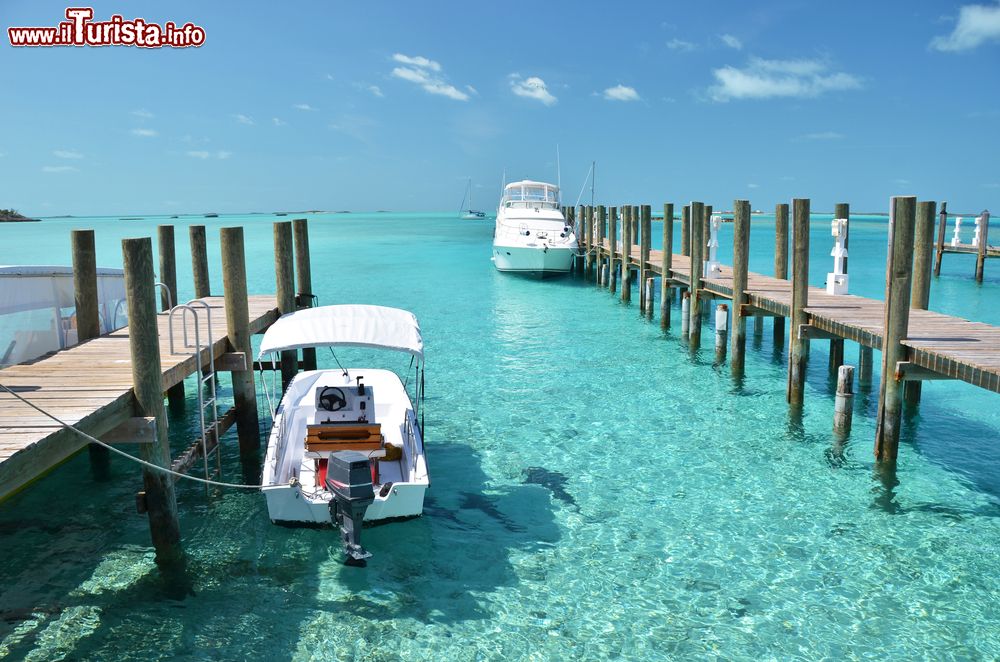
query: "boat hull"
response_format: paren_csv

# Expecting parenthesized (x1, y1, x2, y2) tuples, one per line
(492, 244, 574, 276)
(262, 482, 427, 525)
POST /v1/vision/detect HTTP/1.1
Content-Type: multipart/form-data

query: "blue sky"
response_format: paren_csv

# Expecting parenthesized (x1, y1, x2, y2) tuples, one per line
(2, 0, 998, 215)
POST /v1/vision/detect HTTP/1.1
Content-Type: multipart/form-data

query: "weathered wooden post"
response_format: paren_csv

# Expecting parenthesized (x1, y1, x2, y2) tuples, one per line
(715, 304, 728, 364)
(681, 292, 691, 337)
(639, 205, 651, 312)
(631, 205, 639, 247)
(121, 237, 182, 565)
(565, 207, 576, 273)
(292, 219, 317, 371)
(156, 225, 184, 409)
(644, 278, 655, 318)
(933, 202, 948, 277)
(688, 202, 705, 349)
(905, 201, 937, 405)
(858, 346, 874, 391)
(621, 206, 632, 303)
(975, 210, 991, 283)
(661, 203, 674, 329)
(828, 203, 849, 375)
(220, 227, 260, 460)
(874, 196, 917, 464)
(834, 365, 855, 436)
(189, 225, 211, 298)
(595, 206, 606, 286)
(608, 207, 618, 293)
(72, 229, 109, 475)
(731, 200, 750, 376)
(774, 203, 789, 347)
(681, 205, 691, 257)
(786, 199, 810, 406)
(273, 222, 297, 389)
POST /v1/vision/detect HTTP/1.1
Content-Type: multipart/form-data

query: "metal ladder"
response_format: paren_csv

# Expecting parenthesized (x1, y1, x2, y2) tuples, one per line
(168, 300, 221, 493)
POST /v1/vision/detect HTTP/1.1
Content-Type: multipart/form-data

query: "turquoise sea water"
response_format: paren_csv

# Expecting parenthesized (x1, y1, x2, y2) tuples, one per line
(1, 210, 999, 660)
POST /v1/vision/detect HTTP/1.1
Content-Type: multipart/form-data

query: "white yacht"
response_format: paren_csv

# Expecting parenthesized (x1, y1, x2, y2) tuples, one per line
(257, 304, 428, 565)
(492, 180, 577, 276)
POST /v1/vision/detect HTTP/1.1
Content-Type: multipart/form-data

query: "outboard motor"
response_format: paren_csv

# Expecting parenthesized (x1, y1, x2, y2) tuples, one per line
(326, 450, 375, 566)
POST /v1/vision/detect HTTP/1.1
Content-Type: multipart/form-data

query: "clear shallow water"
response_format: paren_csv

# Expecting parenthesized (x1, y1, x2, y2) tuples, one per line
(1, 210, 999, 660)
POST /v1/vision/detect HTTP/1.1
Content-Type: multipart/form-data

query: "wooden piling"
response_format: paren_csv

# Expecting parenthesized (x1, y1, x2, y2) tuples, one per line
(904, 201, 937, 405)
(786, 199, 810, 406)
(688, 202, 705, 348)
(834, 365, 855, 435)
(72, 229, 108, 474)
(273, 222, 297, 389)
(639, 205, 651, 312)
(595, 206, 606, 286)
(933, 201, 948, 277)
(773, 203, 789, 347)
(644, 278, 655, 318)
(661, 203, 674, 329)
(608, 208, 618, 293)
(753, 315, 763, 338)
(681, 205, 691, 257)
(976, 210, 991, 283)
(189, 225, 211, 298)
(729, 200, 751, 376)
(681, 291, 690, 338)
(157, 225, 184, 409)
(621, 206, 632, 303)
(220, 227, 260, 458)
(875, 196, 917, 464)
(715, 304, 728, 363)
(121, 237, 182, 565)
(631, 205, 639, 247)
(859, 346, 873, 391)
(292, 219, 317, 371)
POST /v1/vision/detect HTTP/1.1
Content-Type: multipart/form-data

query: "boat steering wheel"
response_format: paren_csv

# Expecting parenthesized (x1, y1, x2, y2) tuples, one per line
(318, 386, 348, 412)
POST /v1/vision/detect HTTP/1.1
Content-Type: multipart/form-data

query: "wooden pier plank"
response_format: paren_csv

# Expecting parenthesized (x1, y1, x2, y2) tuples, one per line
(0, 295, 279, 501)
(600, 240, 1000, 394)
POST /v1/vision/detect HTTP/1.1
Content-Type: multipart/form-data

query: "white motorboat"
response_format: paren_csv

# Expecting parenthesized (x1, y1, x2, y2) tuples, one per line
(492, 180, 576, 276)
(459, 178, 486, 219)
(257, 304, 428, 564)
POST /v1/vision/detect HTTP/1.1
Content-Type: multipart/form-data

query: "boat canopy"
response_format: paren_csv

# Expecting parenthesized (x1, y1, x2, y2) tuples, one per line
(502, 180, 559, 208)
(257, 304, 423, 360)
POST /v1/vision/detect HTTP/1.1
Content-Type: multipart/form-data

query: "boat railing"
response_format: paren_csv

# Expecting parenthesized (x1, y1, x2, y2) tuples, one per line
(404, 409, 419, 475)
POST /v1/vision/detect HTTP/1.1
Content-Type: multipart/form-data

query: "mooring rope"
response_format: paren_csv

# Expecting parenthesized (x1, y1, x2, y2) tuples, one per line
(0, 382, 263, 490)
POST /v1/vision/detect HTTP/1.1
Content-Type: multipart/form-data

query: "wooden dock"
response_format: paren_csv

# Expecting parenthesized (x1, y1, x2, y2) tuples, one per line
(572, 197, 999, 466)
(0, 295, 279, 500)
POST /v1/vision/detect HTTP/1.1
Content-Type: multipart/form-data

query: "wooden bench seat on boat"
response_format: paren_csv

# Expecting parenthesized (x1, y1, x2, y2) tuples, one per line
(305, 423, 383, 452)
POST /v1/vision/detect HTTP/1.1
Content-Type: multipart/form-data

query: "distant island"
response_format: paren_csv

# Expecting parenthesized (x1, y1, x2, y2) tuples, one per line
(0, 208, 40, 222)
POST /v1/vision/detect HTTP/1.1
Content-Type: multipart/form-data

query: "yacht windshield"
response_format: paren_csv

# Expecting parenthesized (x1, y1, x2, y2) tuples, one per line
(503, 183, 559, 209)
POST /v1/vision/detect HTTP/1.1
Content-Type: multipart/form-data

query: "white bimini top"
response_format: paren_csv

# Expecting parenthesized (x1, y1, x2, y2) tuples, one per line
(257, 304, 423, 360)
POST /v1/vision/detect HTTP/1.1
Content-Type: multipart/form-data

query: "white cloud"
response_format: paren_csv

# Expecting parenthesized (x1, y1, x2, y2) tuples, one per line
(391, 53, 441, 71)
(391, 56, 470, 101)
(708, 57, 862, 101)
(800, 131, 845, 140)
(130, 128, 157, 137)
(720, 34, 743, 49)
(931, 3, 1000, 51)
(293, 103, 317, 111)
(273, 117, 286, 126)
(465, 84, 478, 96)
(367, 85, 384, 97)
(42, 165, 77, 173)
(53, 149, 83, 159)
(186, 150, 231, 160)
(666, 38, 695, 52)
(602, 84, 640, 101)
(894, 178, 911, 186)
(234, 113, 255, 125)
(509, 74, 557, 105)
(131, 109, 154, 119)
(747, 183, 760, 189)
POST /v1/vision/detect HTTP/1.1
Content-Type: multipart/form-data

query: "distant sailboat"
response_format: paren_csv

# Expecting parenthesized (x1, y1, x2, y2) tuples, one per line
(459, 178, 486, 219)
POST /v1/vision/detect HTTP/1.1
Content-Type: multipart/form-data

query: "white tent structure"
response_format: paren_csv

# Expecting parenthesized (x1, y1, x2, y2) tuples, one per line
(0, 266, 126, 367)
